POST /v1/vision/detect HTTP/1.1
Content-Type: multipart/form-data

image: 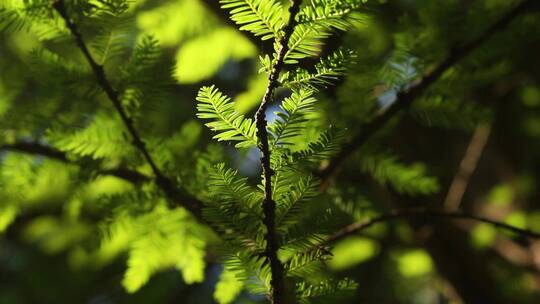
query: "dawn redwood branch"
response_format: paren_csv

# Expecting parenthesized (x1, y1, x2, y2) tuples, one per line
(1, 142, 149, 184)
(52, 0, 202, 216)
(443, 123, 492, 211)
(318, 0, 535, 184)
(321, 208, 540, 247)
(255, 1, 302, 303)
(1, 141, 68, 162)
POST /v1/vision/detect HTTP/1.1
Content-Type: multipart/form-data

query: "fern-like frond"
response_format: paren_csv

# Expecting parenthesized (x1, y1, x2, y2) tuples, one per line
(360, 151, 440, 195)
(121, 35, 161, 83)
(297, 0, 366, 30)
(204, 164, 263, 249)
(284, 23, 330, 63)
(48, 112, 136, 160)
(0, 0, 51, 33)
(196, 86, 258, 148)
(282, 0, 366, 63)
(296, 278, 358, 303)
(28, 47, 96, 91)
(411, 95, 489, 131)
(275, 175, 319, 230)
(214, 268, 244, 304)
(222, 248, 271, 295)
(121, 206, 208, 293)
(282, 49, 356, 90)
(90, 15, 135, 65)
(269, 89, 317, 148)
(220, 0, 283, 40)
(284, 245, 329, 278)
(291, 126, 344, 165)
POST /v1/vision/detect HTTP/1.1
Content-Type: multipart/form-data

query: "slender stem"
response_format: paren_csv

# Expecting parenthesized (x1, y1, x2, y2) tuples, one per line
(317, 0, 534, 185)
(1, 142, 150, 183)
(321, 208, 540, 246)
(444, 124, 492, 211)
(1, 141, 68, 162)
(51, 0, 202, 215)
(255, 1, 302, 303)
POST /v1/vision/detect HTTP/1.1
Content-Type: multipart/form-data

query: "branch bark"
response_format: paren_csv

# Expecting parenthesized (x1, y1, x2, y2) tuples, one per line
(1, 141, 68, 162)
(1, 141, 149, 183)
(255, 1, 302, 303)
(443, 123, 492, 211)
(52, 0, 202, 216)
(321, 208, 540, 247)
(317, 0, 535, 185)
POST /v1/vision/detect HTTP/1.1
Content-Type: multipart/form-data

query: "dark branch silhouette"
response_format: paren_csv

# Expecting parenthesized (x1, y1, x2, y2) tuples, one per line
(444, 124, 492, 211)
(1, 141, 149, 184)
(321, 208, 540, 247)
(1, 141, 68, 162)
(52, 0, 202, 216)
(318, 0, 535, 185)
(254, 1, 303, 303)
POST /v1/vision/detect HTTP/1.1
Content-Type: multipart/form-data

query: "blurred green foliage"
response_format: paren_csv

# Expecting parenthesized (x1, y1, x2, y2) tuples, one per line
(1, 0, 540, 303)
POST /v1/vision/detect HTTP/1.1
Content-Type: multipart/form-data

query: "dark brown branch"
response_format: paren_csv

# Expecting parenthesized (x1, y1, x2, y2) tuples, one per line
(444, 123, 492, 211)
(1, 142, 150, 184)
(52, 0, 202, 216)
(318, 0, 535, 184)
(321, 208, 540, 247)
(255, 1, 302, 303)
(1, 141, 68, 162)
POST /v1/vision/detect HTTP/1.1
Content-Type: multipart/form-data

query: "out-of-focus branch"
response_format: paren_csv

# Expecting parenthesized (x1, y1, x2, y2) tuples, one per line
(1, 141, 68, 162)
(52, 0, 203, 216)
(317, 0, 535, 185)
(444, 124, 492, 211)
(1, 141, 150, 184)
(321, 208, 540, 246)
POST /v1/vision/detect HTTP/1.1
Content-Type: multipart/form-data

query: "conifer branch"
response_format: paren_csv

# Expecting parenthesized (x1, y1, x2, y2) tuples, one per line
(255, 1, 302, 303)
(1, 141, 149, 183)
(444, 123, 492, 211)
(1, 141, 68, 162)
(318, 0, 535, 184)
(52, 0, 202, 215)
(321, 208, 540, 246)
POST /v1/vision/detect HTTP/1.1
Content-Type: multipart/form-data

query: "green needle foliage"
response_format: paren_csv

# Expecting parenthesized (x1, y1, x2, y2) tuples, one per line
(1, 0, 540, 304)
(221, 0, 284, 40)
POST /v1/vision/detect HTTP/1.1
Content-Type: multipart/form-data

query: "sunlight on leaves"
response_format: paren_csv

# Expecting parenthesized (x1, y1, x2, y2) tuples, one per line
(486, 184, 514, 206)
(0, 205, 18, 233)
(174, 28, 256, 83)
(471, 223, 497, 249)
(505, 211, 527, 230)
(328, 237, 379, 270)
(122, 206, 208, 293)
(396, 250, 433, 278)
(214, 268, 244, 304)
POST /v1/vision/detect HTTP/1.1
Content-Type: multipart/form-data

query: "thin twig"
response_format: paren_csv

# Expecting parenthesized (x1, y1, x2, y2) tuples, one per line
(51, 0, 202, 216)
(255, 1, 302, 303)
(321, 208, 540, 246)
(317, 0, 534, 185)
(444, 124, 492, 211)
(1, 141, 150, 183)
(1, 141, 68, 162)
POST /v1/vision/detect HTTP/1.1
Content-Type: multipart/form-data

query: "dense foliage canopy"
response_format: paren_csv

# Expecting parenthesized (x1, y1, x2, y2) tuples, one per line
(1, 0, 540, 303)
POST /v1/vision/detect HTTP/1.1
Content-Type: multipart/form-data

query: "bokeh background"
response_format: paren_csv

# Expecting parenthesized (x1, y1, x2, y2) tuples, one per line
(1, 0, 540, 303)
